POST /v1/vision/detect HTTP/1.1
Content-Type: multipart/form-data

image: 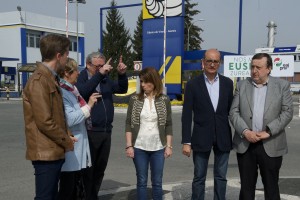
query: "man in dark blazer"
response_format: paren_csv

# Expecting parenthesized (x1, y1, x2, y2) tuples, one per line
(230, 53, 293, 200)
(182, 49, 233, 200)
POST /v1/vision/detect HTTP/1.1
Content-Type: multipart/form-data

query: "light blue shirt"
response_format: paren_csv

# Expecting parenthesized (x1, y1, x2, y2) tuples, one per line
(252, 81, 268, 132)
(204, 73, 219, 112)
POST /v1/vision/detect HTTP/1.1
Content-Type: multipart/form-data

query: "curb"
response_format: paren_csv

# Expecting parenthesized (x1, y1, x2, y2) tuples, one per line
(98, 178, 300, 200)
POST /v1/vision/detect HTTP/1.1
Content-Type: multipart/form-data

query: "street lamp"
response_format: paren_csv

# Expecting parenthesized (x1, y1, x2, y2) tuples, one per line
(186, 19, 205, 51)
(17, 6, 25, 24)
(68, 0, 86, 65)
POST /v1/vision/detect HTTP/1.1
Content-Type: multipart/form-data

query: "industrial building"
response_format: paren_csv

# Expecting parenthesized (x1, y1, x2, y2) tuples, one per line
(0, 11, 85, 96)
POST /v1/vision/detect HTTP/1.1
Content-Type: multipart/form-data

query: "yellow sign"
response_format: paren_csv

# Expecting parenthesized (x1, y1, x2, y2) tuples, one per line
(159, 56, 181, 84)
(143, 0, 183, 20)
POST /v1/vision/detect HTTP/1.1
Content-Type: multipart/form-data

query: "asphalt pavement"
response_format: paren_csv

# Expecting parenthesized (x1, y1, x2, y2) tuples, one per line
(0, 98, 300, 199)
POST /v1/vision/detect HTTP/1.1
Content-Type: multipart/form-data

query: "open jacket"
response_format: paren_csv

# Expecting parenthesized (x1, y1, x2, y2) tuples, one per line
(125, 94, 173, 146)
(60, 86, 92, 171)
(23, 62, 73, 161)
(230, 76, 293, 157)
(181, 74, 234, 152)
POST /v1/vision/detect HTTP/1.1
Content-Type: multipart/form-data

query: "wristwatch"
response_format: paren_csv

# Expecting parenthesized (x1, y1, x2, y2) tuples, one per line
(240, 129, 248, 138)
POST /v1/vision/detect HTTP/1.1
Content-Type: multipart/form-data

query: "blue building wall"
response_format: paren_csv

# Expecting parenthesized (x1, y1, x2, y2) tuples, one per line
(20, 28, 28, 88)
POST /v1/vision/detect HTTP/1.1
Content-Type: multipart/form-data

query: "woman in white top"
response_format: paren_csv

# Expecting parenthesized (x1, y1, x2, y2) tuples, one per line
(57, 58, 100, 200)
(125, 67, 173, 200)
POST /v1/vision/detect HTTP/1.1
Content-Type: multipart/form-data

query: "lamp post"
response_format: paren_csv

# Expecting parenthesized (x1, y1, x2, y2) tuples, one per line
(186, 19, 204, 51)
(238, 0, 243, 54)
(68, 0, 86, 65)
(163, 0, 167, 93)
(17, 6, 25, 24)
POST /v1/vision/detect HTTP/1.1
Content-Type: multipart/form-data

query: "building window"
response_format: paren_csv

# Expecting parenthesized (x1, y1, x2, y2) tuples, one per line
(36, 36, 40, 48)
(69, 41, 78, 52)
(69, 37, 78, 52)
(26, 31, 41, 48)
(73, 41, 77, 51)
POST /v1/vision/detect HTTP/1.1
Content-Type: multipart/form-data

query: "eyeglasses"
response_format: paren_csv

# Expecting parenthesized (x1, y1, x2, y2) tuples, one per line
(89, 62, 104, 68)
(204, 59, 220, 65)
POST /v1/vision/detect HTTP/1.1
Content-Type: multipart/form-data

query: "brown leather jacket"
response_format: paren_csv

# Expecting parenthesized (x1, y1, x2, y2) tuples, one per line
(23, 62, 73, 161)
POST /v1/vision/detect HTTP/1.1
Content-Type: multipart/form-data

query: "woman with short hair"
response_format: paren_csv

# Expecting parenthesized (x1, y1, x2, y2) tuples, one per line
(57, 58, 100, 200)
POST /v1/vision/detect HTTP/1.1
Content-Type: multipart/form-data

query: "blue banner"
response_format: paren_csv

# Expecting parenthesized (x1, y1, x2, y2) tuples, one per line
(273, 47, 297, 53)
(142, 16, 184, 98)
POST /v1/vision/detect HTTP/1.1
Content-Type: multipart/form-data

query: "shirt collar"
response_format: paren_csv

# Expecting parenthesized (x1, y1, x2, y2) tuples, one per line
(252, 77, 269, 88)
(87, 68, 93, 79)
(143, 93, 155, 99)
(204, 73, 219, 84)
(41, 62, 57, 77)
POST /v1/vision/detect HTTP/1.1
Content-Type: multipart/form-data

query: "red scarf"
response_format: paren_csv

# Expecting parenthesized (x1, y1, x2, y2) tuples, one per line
(60, 81, 87, 107)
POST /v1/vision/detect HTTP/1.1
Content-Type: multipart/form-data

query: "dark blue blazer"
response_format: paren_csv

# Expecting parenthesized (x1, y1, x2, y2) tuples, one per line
(181, 74, 233, 152)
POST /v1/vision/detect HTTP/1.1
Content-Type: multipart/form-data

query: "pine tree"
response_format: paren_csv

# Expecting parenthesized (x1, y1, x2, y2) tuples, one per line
(132, 10, 143, 62)
(185, 0, 203, 50)
(102, 0, 133, 79)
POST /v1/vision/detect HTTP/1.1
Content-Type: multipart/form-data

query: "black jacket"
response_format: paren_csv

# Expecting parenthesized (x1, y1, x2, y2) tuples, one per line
(181, 74, 233, 152)
(75, 69, 128, 132)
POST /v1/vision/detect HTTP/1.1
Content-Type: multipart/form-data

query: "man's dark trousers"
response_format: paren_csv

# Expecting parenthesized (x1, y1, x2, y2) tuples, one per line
(237, 141, 282, 200)
(32, 159, 64, 200)
(84, 130, 111, 200)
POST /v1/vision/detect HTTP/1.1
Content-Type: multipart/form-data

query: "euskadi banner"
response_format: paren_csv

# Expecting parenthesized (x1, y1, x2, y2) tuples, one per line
(224, 55, 294, 78)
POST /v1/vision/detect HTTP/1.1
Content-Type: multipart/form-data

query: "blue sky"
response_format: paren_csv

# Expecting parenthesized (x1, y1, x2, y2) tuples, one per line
(1, 0, 299, 55)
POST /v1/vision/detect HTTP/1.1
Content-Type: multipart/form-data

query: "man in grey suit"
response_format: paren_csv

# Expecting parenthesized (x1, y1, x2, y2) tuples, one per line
(230, 53, 293, 200)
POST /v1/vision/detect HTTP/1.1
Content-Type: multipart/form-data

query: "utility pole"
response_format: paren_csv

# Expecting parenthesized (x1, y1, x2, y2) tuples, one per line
(68, 0, 86, 65)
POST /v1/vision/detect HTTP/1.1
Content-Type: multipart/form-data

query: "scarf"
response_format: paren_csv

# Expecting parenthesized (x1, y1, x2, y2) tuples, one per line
(60, 79, 92, 129)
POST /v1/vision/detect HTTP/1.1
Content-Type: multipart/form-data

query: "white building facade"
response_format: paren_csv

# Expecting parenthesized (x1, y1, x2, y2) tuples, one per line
(0, 11, 85, 93)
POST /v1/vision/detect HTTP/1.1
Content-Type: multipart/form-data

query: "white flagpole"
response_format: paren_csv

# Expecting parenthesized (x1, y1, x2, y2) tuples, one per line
(66, 0, 69, 37)
(163, 0, 167, 94)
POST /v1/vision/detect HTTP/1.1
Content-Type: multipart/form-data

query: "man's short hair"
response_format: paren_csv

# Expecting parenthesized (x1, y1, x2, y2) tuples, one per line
(40, 34, 70, 62)
(86, 52, 106, 64)
(252, 53, 273, 70)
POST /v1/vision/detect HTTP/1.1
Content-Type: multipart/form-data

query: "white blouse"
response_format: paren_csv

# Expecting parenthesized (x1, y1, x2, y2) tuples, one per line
(134, 97, 164, 151)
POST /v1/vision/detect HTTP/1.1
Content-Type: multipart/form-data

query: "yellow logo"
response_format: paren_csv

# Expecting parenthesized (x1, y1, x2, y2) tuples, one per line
(143, 0, 183, 20)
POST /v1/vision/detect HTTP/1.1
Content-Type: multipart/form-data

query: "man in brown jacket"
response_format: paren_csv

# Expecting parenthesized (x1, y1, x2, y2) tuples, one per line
(23, 34, 76, 200)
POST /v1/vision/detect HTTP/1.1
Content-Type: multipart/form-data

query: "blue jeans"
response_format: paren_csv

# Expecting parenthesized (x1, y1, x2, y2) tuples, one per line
(133, 148, 165, 200)
(32, 159, 64, 200)
(192, 148, 230, 200)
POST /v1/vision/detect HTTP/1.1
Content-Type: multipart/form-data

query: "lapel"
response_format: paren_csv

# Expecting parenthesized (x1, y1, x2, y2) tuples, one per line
(198, 74, 216, 113)
(216, 75, 223, 113)
(245, 78, 254, 114)
(264, 76, 275, 114)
